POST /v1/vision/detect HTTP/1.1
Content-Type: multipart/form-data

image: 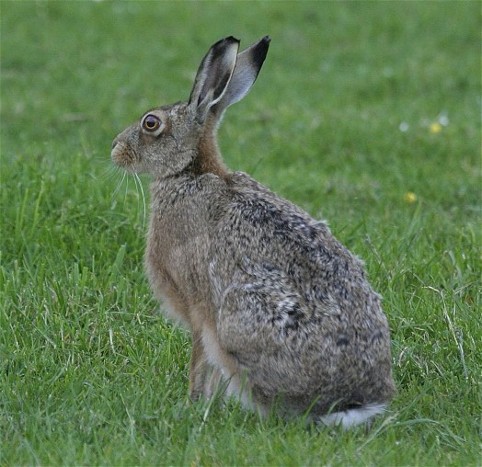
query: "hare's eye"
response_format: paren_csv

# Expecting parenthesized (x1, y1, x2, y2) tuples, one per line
(142, 114, 162, 132)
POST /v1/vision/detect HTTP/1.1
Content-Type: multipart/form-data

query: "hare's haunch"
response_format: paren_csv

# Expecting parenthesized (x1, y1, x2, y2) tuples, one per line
(111, 36, 395, 428)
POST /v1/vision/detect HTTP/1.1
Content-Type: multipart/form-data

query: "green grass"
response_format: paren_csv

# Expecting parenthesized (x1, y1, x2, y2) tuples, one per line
(1, 1, 481, 465)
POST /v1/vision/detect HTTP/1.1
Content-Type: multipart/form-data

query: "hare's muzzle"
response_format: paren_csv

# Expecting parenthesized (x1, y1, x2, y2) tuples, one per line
(111, 139, 135, 168)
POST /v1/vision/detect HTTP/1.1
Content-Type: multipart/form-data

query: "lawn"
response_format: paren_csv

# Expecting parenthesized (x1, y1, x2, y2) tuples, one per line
(1, 1, 480, 465)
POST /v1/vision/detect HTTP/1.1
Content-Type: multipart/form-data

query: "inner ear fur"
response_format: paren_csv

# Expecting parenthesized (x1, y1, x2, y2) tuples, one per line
(188, 37, 240, 123)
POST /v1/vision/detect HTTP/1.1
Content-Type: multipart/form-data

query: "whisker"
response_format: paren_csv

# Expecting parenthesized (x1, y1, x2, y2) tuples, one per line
(134, 173, 147, 227)
(131, 173, 140, 221)
(132, 174, 141, 225)
(110, 169, 148, 229)
(90, 152, 119, 181)
(101, 164, 119, 182)
(124, 174, 130, 203)
(113, 171, 126, 199)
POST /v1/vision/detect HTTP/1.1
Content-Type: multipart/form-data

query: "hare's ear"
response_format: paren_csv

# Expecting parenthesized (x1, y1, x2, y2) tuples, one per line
(188, 37, 240, 123)
(212, 36, 270, 117)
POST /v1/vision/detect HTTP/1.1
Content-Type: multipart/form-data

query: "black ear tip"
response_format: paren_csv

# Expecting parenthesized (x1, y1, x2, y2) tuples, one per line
(211, 36, 240, 51)
(258, 36, 271, 54)
(251, 36, 271, 67)
(224, 36, 240, 45)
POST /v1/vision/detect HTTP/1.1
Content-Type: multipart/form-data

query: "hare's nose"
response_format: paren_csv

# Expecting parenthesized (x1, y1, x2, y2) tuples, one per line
(111, 138, 119, 150)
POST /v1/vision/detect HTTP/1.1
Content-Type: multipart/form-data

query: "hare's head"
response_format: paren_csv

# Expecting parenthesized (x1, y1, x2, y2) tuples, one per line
(111, 36, 270, 178)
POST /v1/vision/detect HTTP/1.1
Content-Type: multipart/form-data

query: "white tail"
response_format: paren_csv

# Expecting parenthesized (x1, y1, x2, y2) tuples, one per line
(319, 403, 387, 429)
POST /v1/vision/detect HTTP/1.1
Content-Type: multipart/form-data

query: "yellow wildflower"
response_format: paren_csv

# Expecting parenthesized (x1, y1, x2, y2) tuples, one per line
(404, 192, 417, 204)
(429, 122, 442, 134)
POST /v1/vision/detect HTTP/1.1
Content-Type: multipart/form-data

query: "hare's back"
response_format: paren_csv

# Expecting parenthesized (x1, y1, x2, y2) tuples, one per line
(221, 172, 372, 303)
(212, 172, 391, 351)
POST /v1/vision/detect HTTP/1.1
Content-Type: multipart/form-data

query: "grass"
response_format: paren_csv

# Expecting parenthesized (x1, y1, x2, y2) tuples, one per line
(1, 1, 480, 465)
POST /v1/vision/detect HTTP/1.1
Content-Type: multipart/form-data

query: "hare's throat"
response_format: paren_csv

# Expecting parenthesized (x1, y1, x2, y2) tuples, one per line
(192, 130, 229, 179)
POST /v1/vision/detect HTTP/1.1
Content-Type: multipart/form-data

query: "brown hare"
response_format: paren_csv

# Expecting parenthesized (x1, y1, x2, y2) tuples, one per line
(111, 36, 395, 428)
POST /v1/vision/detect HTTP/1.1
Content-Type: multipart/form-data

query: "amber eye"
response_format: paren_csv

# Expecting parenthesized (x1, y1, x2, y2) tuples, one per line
(142, 114, 162, 132)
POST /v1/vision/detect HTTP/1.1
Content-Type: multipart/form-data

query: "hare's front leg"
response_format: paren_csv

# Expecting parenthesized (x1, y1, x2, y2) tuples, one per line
(189, 330, 210, 401)
(189, 330, 226, 401)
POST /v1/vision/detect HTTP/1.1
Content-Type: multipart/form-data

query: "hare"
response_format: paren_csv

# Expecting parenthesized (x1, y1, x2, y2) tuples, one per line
(111, 36, 396, 428)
